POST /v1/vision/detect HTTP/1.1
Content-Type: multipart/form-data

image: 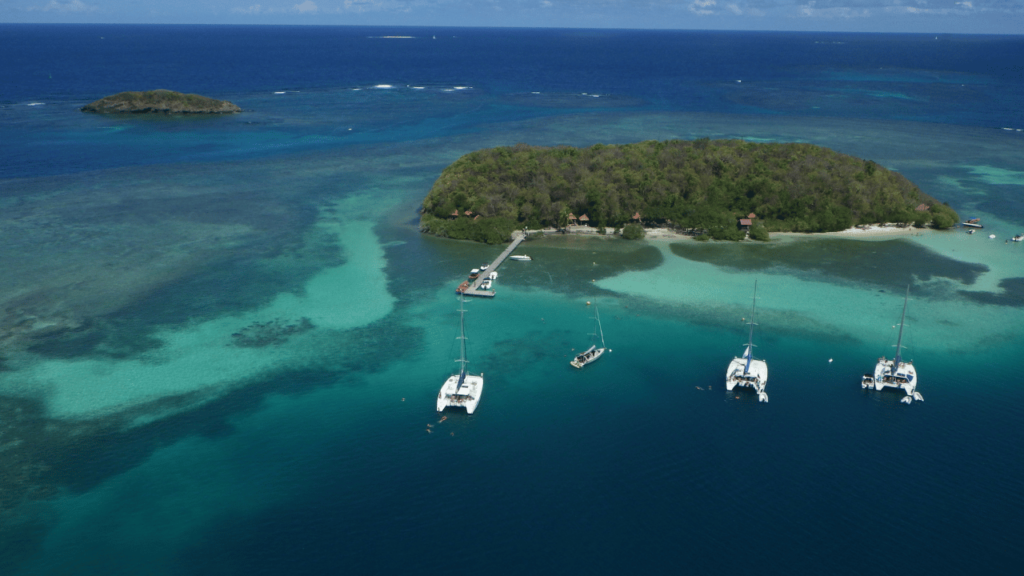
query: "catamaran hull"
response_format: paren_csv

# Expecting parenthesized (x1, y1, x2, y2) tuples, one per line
(726, 357, 769, 402)
(437, 374, 484, 414)
(863, 359, 921, 402)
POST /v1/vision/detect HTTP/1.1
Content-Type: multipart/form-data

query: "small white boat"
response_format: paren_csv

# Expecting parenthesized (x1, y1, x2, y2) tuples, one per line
(438, 296, 484, 414)
(861, 286, 921, 404)
(1012, 234, 1023, 242)
(488, 271, 498, 280)
(480, 264, 489, 270)
(989, 234, 996, 239)
(480, 279, 492, 290)
(570, 305, 608, 369)
(726, 281, 768, 403)
(509, 255, 532, 261)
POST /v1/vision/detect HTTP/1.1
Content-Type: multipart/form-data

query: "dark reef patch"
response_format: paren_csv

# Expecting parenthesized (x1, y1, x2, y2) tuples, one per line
(0, 313, 423, 549)
(959, 277, 1024, 308)
(670, 237, 988, 296)
(231, 318, 315, 348)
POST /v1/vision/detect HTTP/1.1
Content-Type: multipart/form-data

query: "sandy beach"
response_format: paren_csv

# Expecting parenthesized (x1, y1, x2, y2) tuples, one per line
(527, 223, 932, 242)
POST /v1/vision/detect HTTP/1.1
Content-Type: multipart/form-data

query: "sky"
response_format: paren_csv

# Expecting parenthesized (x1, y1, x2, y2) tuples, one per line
(1, 0, 1022, 34)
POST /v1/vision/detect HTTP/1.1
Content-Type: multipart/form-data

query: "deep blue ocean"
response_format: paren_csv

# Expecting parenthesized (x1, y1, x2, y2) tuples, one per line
(1, 25, 1023, 575)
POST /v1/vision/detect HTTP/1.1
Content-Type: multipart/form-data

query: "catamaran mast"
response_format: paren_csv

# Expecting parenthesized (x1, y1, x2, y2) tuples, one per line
(457, 296, 468, 384)
(892, 286, 909, 373)
(744, 280, 758, 375)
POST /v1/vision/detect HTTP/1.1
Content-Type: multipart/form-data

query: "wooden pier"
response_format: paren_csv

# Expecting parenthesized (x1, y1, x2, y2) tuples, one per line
(457, 232, 527, 298)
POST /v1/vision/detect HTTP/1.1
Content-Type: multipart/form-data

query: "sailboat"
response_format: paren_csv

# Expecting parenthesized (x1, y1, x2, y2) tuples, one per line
(437, 296, 484, 414)
(861, 286, 923, 404)
(726, 281, 769, 402)
(570, 304, 608, 369)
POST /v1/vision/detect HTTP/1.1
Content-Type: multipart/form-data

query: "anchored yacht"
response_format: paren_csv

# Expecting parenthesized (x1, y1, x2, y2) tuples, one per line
(726, 281, 768, 402)
(437, 296, 484, 414)
(861, 286, 923, 404)
(570, 305, 608, 369)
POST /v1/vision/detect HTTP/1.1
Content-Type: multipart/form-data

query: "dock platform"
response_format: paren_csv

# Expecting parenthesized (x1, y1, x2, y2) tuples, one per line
(457, 232, 527, 298)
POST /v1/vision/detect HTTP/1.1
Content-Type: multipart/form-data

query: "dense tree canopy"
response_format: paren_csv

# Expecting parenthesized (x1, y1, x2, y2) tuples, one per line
(420, 139, 958, 243)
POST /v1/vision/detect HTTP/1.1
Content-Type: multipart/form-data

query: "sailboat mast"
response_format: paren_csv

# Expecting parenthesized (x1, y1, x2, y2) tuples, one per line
(893, 286, 909, 371)
(744, 281, 758, 374)
(457, 296, 468, 378)
(596, 306, 606, 348)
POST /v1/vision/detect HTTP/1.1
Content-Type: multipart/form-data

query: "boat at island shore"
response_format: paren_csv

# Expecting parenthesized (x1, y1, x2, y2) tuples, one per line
(509, 254, 532, 261)
(437, 296, 484, 414)
(962, 218, 983, 228)
(726, 281, 768, 402)
(861, 286, 922, 404)
(571, 305, 608, 369)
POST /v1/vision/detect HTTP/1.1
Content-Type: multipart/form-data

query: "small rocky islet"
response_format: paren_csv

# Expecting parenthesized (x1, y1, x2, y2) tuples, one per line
(81, 89, 241, 114)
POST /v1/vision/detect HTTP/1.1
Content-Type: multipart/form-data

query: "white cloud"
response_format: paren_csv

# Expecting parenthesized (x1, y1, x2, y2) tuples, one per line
(231, 4, 264, 13)
(39, 0, 95, 11)
(293, 0, 318, 12)
(689, 0, 716, 14)
(798, 0, 870, 17)
(726, 2, 743, 13)
(541, 0, 553, 6)
(342, 0, 385, 13)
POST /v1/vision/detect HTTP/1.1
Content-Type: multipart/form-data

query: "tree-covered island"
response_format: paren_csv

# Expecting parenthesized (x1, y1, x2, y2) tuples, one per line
(420, 139, 959, 243)
(81, 90, 242, 114)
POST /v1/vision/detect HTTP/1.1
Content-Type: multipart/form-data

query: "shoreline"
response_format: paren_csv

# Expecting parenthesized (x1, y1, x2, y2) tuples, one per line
(523, 223, 933, 243)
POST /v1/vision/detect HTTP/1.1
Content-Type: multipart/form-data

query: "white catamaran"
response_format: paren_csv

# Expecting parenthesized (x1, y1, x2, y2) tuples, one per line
(862, 286, 923, 404)
(726, 281, 769, 403)
(570, 305, 608, 369)
(437, 296, 484, 414)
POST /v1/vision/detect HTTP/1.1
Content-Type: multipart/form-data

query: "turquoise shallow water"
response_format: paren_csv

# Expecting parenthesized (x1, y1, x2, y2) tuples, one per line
(2, 26, 1024, 575)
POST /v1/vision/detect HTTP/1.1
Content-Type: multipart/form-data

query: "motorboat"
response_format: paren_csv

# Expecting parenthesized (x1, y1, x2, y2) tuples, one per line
(726, 281, 768, 403)
(509, 255, 532, 261)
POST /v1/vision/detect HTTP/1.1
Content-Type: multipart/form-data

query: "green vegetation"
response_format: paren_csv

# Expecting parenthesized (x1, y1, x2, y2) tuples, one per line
(621, 223, 645, 240)
(81, 90, 242, 114)
(420, 139, 958, 242)
(749, 223, 770, 242)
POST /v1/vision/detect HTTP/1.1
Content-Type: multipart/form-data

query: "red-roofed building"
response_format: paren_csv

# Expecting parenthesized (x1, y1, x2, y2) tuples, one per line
(739, 218, 753, 229)
(747, 213, 757, 219)
(579, 214, 590, 224)
(464, 210, 473, 216)
(450, 210, 460, 218)
(632, 212, 642, 221)
(915, 204, 930, 212)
